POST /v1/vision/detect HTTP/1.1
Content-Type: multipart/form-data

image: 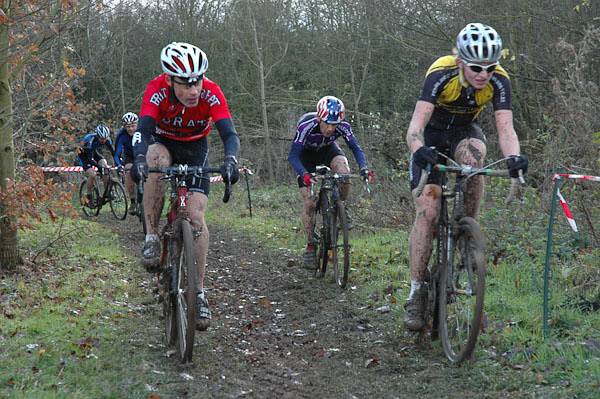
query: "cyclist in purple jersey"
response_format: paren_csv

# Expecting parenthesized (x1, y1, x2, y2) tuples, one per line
(288, 95, 373, 268)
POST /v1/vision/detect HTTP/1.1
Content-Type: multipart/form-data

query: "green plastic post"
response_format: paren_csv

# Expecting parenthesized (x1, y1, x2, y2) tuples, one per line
(543, 176, 562, 339)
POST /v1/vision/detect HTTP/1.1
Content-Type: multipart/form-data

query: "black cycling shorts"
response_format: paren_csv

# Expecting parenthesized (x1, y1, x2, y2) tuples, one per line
(409, 123, 486, 190)
(154, 136, 211, 195)
(76, 152, 104, 171)
(297, 143, 345, 187)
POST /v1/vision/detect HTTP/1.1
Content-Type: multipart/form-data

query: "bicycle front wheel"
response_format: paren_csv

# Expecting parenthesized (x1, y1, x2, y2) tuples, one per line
(109, 180, 128, 220)
(175, 219, 197, 363)
(79, 180, 100, 217)
(136, 190, 147, 235)
(315, 193, 330, 277)
(331, 201, 350, 288)
(439, 216, 486, 363)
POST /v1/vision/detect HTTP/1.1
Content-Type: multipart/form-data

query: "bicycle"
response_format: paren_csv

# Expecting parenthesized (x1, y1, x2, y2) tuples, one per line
(78, 166, 128, 220)
(310, 165, 370, 289)
(414, 153, 523, 363)
(148, 164, 231, 363)
(132, 180, 147, 234)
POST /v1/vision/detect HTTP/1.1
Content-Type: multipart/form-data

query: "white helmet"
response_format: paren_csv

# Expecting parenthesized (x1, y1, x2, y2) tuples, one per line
(160, 42, 208, 83)
(122, 112, 138, 124)
(95, 123, 110, 140)
(456, 23, 502, 63)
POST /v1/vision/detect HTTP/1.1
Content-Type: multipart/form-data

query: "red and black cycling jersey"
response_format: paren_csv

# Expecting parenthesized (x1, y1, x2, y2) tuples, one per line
(419, 55, 512, 129)
(139, 73, 232, 142)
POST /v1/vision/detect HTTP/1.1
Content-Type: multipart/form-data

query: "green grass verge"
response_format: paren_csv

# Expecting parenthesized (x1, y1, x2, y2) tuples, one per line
(0, 218, 170, 398)
(208, 180, 600, 396)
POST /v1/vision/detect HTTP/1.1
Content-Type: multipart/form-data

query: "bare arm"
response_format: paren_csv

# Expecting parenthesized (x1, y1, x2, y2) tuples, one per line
(494, 109, 520, 156)
(406, 100, 435, 153)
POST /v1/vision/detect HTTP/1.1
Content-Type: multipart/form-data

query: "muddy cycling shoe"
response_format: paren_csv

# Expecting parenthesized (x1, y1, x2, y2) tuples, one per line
(403, 286, 428, 331)
(142, 238, 161, 273)
(128, 201, 137, 215)
(195, 292, 211, 331)
(303, 244, 317, 270)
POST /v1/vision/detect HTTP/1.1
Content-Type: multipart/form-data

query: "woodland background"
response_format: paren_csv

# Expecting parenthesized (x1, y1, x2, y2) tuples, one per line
(1, 0, 600, 265)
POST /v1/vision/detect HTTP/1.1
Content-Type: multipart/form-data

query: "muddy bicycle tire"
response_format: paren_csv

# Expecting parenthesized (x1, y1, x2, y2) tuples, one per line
(136, 190, 147, 235)
(438, 216, 486, 363)
(108, 180, 128, 220)
(315, 193, 330, 277)
(174, 219, 197, 363)
(162, 245, 177, 347)
(331, 201, 350, 288)
(79, 180, 100, 217)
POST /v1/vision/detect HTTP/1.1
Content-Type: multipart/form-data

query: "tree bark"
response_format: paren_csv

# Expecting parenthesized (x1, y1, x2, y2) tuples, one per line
(0, 0, 18, 270)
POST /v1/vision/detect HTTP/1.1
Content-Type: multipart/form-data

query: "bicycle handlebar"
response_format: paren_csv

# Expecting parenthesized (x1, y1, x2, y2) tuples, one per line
(309, 168, 370, 197)
(147, 165, 232, 203)
(414, 163, 524, 202)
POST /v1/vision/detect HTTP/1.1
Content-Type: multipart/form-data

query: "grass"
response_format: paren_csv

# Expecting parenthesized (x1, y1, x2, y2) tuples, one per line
(208, 179, 600, 396)
(0, 218, 176, 398)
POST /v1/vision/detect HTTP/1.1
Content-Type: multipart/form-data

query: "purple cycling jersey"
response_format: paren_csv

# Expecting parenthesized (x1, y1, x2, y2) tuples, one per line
(288, 112, 367, 176)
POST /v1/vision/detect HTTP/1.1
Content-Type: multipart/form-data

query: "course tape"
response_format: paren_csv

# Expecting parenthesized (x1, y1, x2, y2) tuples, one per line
(40, 166, 253, 184)
(552, 173, 600, 232)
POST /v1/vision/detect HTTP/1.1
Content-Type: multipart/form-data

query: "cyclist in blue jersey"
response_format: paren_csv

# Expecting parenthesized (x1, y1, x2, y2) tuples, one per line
(288, 95, 373, 269)
(404, 23, 528, 331)
(75, 123, 115, 205)
(114, 112, 138, 214)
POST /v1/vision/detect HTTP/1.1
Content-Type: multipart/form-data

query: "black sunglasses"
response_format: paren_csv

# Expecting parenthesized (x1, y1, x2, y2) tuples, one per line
(466, 63, 498, 74)
(172, 76, 203, 88)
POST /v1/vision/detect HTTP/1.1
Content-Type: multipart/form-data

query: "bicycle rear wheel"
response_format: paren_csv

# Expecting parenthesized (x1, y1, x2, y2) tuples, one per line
(109, 180, 128, 220)
(175, 219, 197, 363)
(315, 193, 330, 277)
(331, 201, 350, 288)
(439, 216, 486, 363)
(79, 180, 100, 217)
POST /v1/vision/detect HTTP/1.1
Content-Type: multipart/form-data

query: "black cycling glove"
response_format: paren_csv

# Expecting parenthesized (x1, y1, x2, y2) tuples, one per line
(131, 154, 148, 183)
(221, 155, 239, 185)
(506, 155, 528, 178)
(413, 146, 437, 169)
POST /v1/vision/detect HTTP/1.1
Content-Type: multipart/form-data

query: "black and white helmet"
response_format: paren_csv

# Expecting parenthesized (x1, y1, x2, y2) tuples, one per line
(160, 42, 208, 83)
(122, 112, 138, 124)
(456, 23, 502, 63)
(95, 123, 111, 140)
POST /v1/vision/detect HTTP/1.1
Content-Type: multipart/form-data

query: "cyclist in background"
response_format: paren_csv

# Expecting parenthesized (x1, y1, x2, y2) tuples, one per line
(131, 42, 240, 331)
(76, 123, 114, 205)
(404, 23, 529, 331)
(288, 95, 373, 269)
(114, 112, 139, 214)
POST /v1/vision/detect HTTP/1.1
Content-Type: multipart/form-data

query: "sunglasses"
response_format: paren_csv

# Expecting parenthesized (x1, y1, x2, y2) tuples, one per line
(172, 77, 203, 88)
(466, 63, 498, 74)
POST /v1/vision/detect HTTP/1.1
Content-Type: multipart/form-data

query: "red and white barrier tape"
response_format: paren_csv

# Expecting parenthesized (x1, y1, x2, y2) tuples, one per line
(556, 189, 578, 233)
(40, 166, 253, 184)
(551, 173, 600, 232)
(553, 173, 600, 182)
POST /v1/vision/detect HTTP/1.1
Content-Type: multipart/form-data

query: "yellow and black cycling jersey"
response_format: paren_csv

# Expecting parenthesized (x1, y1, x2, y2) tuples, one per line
(419, 55, 512, 129)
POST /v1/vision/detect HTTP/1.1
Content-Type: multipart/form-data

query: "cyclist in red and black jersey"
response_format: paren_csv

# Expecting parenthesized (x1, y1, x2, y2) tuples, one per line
(404, 23, 529, 331)
(131, 42, 240, 331)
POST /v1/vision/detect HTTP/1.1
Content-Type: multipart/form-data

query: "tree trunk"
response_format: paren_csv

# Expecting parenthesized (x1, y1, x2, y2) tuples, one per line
(0, 1, 18, 270)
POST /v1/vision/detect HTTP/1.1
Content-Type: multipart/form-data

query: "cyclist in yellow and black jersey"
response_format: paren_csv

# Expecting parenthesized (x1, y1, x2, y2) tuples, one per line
(403, 23, 529, 332)
(419, 55, 511, 130)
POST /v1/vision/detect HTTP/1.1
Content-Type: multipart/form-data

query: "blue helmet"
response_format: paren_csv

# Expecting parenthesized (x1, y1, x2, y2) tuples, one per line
(316, 96, 345, 124)
(95, 123, 110, 139)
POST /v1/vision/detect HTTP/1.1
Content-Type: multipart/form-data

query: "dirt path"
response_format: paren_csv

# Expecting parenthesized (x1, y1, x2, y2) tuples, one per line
(105, 215, 538, 398)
